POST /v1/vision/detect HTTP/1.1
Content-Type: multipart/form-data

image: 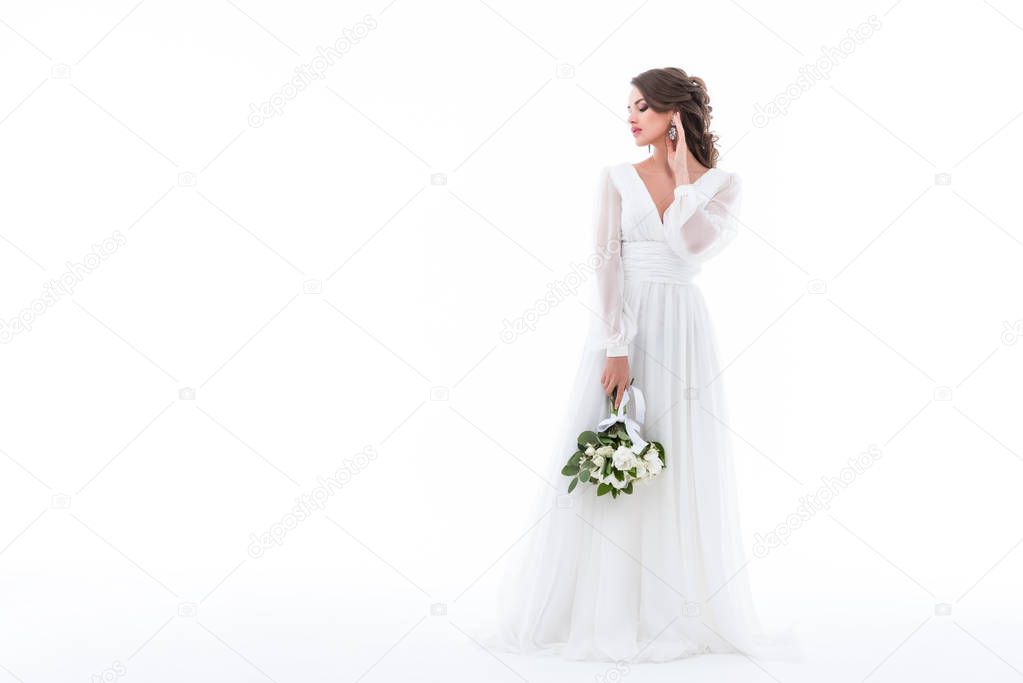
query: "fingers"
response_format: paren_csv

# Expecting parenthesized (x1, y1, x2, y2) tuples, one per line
(601, 362, 630, 410)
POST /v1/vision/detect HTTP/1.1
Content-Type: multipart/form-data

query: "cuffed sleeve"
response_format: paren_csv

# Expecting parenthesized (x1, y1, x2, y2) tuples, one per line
(662, 171, 743, 263)
(592, 165, 629, 358)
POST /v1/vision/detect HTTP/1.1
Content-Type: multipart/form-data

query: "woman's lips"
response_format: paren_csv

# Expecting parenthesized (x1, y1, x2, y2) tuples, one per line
(632, 128, 642, 136)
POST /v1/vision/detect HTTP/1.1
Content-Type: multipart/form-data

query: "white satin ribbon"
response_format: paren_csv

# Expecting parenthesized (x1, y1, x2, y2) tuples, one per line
(595, 384, 649, 454)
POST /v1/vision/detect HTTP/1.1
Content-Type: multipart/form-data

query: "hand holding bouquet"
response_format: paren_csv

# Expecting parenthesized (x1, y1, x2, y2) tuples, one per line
(561, 378, 666, 498)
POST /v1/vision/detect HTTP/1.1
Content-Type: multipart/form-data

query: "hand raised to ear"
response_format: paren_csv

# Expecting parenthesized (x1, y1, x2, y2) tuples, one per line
(667, 111, 691, 185)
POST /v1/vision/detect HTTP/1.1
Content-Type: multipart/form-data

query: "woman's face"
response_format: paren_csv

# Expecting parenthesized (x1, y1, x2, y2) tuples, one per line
(626, 86, 670, 148)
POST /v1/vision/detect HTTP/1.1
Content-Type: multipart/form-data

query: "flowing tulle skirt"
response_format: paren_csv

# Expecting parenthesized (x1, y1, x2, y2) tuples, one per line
(477, 278, 800, 663)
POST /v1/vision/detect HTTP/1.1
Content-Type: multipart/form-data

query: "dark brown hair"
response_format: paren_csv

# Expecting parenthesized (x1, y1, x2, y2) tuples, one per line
(630, 67, 719, 168)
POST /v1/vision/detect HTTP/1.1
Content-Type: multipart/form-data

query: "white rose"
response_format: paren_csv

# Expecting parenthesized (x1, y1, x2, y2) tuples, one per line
(584, 445, 596, 456)
(596, 445, 614, 457)
(613, 445, 637, 470)
(592, 454, 605, 469)
(646, 457, 662, 475)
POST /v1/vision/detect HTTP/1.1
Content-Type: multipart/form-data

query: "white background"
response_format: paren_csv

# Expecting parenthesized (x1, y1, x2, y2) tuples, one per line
(1, 0, 1021, 681)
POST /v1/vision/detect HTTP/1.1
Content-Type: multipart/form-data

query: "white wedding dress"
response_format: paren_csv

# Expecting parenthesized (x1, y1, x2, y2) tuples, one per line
(478, 161, 799, 663)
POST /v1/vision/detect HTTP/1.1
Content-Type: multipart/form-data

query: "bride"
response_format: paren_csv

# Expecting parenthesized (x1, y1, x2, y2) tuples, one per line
(481, 67, 799, 663)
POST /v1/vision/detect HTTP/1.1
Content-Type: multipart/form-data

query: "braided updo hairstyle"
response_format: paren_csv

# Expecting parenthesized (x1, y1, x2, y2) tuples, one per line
(630, 67, 719, 168)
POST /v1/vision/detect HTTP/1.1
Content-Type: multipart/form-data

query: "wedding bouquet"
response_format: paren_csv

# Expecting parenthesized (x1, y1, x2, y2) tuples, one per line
(561, 378, 666, 498)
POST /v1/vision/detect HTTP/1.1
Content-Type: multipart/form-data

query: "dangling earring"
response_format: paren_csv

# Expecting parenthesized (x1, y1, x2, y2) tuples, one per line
(668, 121, 678, 143)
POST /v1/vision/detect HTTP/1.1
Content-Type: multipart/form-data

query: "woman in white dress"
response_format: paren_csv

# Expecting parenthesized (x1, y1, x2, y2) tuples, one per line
(482, 68, 798, 663)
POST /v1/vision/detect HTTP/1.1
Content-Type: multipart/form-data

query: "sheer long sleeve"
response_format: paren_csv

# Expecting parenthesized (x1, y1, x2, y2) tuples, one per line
(661, 171, 743, 263)
(592, 165, 629, 357)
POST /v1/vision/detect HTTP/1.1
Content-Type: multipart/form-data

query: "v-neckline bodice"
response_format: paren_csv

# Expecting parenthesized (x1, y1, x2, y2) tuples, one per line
(627, 163, 717, 226)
